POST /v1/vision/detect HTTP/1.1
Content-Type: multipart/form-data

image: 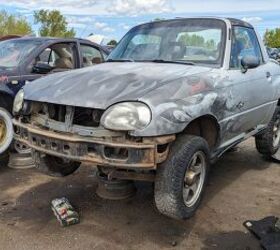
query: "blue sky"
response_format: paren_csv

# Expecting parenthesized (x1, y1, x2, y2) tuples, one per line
(0, 0, 279, 42)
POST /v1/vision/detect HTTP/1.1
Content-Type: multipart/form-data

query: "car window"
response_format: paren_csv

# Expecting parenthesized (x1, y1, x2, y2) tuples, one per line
(177, 29, 222, 62)
(80, 44, 103, 67)
(0, 39, 43, 69)
(37, 48, 58, 67)
(109, 19, 226, 66)
(122, 34, 161, 60)
(230, 27, 263, 69)
(34, 43, 77, 73)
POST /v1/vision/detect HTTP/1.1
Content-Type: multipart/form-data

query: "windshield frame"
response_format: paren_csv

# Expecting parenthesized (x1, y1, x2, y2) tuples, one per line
(108, 18, 227, 68)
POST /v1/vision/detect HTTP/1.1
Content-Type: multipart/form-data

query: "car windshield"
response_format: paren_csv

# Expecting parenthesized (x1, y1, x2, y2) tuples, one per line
(108, 19, 226, 66)
(0, 39, 42, 69)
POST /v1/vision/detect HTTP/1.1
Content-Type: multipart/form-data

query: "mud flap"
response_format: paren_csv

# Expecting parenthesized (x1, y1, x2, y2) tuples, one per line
(0, 108, 13, 154)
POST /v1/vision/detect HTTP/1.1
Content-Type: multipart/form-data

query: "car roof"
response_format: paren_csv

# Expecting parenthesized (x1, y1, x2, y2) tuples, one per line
(6, 36, 102, 46)
(5, 36, 110, 54)
(133, 17, 253, 29)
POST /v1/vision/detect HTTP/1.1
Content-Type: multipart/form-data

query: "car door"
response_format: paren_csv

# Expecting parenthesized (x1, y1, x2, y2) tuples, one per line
(79, 43, 105, 68)
(22, 41, 79, 83)
(220, 26, 274, 144)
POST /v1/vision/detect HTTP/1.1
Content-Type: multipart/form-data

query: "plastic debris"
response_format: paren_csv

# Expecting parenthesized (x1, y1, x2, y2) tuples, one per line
(51, 197, 79, 227)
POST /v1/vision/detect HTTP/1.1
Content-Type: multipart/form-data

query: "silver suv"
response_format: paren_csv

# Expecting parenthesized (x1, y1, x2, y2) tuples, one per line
(13, 18, 280, 219)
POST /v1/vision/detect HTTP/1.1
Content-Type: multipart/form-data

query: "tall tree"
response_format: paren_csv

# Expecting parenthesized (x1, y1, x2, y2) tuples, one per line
(34, 9, 75, 38)
(0, 10, 32, 36)
(264, 28, 280, 48)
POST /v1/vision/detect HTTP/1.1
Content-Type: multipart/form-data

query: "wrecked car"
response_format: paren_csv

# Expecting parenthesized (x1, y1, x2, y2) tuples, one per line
(0, 37, 109, 162)
(13, 18, 280, 219)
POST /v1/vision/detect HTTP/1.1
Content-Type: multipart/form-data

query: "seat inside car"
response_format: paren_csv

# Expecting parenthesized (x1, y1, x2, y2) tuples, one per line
(54, 57, 73, 69)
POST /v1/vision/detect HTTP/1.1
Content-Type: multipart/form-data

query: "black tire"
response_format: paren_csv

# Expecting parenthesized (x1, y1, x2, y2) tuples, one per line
(35, 153, 81, 177)
(0, 151, 9, 166)
(255, 106, 280, 156)
(154, 135, 210, 220)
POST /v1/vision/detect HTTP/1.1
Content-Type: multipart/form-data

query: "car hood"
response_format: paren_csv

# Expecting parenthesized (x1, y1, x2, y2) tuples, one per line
(23, 62, 212, 109)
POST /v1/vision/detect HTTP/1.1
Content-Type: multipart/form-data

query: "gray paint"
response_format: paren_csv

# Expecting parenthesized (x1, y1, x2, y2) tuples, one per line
(22, 18, 280, 156)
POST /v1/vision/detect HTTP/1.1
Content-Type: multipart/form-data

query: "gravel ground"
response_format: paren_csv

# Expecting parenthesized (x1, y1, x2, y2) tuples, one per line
(0, 138, 279, 250)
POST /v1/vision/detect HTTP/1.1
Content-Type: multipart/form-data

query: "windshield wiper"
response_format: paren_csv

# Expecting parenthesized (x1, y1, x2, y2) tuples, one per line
(141, 59, 195, 65)
(107, 59, 135, 62)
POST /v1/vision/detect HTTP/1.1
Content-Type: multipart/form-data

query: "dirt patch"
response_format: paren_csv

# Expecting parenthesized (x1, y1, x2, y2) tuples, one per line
(0, 138, 279, 249)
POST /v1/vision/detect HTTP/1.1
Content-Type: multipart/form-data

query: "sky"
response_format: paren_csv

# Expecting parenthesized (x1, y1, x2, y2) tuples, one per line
(0, 0, 279, 43)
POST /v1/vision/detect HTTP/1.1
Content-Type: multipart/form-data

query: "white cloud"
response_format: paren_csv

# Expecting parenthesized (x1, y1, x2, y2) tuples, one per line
(172, 0, 280, 14)
(103, 27, 115, 33)
(2, 0, 280, 17)
(93, 22, 115, 33)
(0, 0, 104, 15)
(242, 17, 263, 24)
(119, 23, 131, 30)
(108, 0, 172, 16)
(0, 0, 97, 10)
(94, 22, 107, 29)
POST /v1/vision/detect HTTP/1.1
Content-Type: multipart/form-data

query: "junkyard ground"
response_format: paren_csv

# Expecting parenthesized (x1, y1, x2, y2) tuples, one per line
(0, 138, 279, 250)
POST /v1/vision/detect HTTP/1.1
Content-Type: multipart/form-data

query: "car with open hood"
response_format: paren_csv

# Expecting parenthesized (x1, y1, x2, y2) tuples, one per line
(13, 18, 280, 219)
(0, 37, 109, 162)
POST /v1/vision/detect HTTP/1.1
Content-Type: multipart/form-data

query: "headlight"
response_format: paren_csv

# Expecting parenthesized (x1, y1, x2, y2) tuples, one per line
(101, 102, 151, 131)
(13, 89, 24, 114)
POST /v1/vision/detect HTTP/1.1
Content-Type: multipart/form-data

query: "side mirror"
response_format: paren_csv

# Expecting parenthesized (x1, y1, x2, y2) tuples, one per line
(32, 62, 53, 74)
(241, 55, 260, 73)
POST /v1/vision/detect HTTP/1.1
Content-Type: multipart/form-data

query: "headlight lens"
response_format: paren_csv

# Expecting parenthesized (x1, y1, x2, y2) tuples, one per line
(101, 102, 151, 131)
(13, 89, 24, 114)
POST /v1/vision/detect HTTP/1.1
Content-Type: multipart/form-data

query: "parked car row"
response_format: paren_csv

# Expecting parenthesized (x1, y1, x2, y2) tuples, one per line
(2, 17, 280, 220)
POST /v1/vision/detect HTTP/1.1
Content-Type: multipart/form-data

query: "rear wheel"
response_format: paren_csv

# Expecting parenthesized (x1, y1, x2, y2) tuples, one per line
(154, 135, 210, 220)
(255, 106, 280, 157)
(34, 153, 81, 177)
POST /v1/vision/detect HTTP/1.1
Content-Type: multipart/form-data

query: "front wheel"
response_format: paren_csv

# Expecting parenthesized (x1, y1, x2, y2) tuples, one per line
(255, 106, 280, 157)
(154, 135, 210, 220)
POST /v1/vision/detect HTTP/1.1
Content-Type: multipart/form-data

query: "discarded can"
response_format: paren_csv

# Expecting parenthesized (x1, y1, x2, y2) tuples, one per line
(51, 197, 79, 227)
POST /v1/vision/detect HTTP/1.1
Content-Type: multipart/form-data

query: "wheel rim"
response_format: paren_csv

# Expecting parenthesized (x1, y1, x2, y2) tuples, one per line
(0, 118, 7, 147)
(183, 151, 206, 207)
(273, 118, 280, 148)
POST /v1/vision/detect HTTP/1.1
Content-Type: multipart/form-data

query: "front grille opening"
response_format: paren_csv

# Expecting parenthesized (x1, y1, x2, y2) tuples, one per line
(73, 107, 104, 127)
(33, 102, 104, 128)
(63, 144, 70, 151)
(37, 103, 66, 122)
(88, 145, 97, 153)
(40, 139, 46, 147)
(51, 142, 58, 149)
(157, 143, 169, 154)
(104, 147, 128, 160)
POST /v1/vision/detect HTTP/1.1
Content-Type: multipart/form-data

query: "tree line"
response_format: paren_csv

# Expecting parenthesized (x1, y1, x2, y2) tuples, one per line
(1, 10, 280, 48)
(0, 9, 75, 38)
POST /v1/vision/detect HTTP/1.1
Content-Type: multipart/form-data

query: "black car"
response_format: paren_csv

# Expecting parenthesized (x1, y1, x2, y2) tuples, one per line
(0, 37, 109, 159)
